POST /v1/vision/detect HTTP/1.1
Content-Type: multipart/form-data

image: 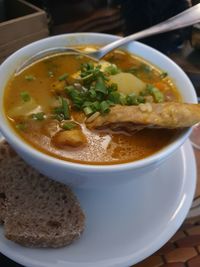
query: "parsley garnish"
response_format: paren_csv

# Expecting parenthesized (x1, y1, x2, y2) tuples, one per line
(62, 121, 77, 130)
(53, 97, 70, 121)
(20, 91, 31, 102)
(31, 112, 45, 121)
(58, 73, 68, 81)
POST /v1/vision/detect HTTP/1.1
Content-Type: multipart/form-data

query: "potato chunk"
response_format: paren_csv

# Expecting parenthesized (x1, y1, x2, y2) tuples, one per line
(52, 129, 87, 147)
(109, 72, 146, 95)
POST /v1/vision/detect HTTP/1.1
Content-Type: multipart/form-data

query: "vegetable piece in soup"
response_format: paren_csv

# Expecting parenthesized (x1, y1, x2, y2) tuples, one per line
(4, 47, 181, 165)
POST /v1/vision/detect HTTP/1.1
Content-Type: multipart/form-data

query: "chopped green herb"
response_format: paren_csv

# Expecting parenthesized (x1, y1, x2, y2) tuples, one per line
(108, 83, 118, 94)
(153, 90, 164, 103)
(58, 73, 68, 81)
(62, 121, 77, 130)
(108, 91, 121, 104)
(104, 64, 121, 75)
(65, 85, 75, 93)
(66, 86, 86, 109)
(25, 75, 36, 81)
(106, 100, 115, 106)
(126, 93, 145, 105)
(20, 91, 31, 102)
(144, 84, 164, 103)
(95, 92, 105, 102)
(16, 123, 26, 131)
(137, 95, 145, 103)
(53, 97, 70, 121)
(119, 94, 127, 105)
(126, 93, 136, 105)
(88, 88, 96, 99)
(95, 76, 108, 94)
(82, 101, 93, 108)
(80, 62, 96, 77)
(100, 101, 110, 114)
(61, 97, 70, 119)
(91, 101, 101, 111)
(160, 72, 168, 79)
(80, 63, 102, 84)
(83, 106, 94, 116)
(31, 112, 45, 121)
(53, 114, 63, 121)
(63, 60, 159, 116)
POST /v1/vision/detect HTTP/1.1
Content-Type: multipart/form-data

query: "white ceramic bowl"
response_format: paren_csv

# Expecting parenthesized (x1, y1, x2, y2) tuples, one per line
(0, 33, 197, 188)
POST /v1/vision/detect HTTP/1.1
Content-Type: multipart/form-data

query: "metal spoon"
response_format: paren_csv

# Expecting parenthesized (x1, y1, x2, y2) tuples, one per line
(16, 3, 200, 73)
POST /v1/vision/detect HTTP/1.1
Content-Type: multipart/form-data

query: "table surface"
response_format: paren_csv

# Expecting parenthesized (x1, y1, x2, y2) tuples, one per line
(0, 42, 200, 267)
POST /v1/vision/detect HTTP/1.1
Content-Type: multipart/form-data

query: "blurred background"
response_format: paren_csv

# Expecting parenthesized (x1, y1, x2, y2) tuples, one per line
(0, 0, 199, 93)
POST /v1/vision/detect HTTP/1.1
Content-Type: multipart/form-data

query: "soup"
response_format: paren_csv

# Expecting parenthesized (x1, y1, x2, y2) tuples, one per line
(4, 48, 181, 165)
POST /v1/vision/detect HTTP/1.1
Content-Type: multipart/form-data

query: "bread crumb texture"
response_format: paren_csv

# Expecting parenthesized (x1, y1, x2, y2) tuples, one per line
(0, 141, 85, 247)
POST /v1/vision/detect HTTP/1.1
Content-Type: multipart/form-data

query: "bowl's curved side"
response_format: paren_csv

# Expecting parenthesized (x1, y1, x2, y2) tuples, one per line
(0, 33, 197, 186)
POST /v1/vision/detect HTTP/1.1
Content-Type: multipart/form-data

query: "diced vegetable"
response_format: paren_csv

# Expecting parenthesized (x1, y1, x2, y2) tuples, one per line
(109, 72, 146, 95)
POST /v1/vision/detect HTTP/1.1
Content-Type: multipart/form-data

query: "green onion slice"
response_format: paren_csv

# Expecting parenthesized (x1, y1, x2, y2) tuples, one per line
(20, 91, 31, 102)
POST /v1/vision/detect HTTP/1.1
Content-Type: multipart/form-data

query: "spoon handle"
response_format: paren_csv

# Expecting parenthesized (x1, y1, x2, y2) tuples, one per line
(96, 3, 200, 59)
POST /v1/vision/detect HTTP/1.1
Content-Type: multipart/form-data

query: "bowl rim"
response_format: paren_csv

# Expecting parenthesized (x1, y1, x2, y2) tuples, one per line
(0, 32, 197, 172)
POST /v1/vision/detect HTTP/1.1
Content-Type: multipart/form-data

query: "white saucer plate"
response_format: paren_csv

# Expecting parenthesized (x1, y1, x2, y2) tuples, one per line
(0, 137, 196, 267)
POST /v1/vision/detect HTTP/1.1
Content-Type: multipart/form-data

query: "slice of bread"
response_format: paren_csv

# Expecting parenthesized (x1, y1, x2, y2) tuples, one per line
(0, 141, 12, 224)
(0, 194, 6, 224)
(0, 141, 85, 248)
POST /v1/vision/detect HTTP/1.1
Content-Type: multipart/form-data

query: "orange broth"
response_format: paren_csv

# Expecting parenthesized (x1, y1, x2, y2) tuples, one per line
(4, 49, 181, 165)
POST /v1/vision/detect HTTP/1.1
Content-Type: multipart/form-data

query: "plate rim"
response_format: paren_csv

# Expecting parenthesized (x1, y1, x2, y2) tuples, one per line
(0, 139, 197, 267)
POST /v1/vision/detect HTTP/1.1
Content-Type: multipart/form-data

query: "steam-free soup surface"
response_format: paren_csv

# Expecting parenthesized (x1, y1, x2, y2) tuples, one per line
(4, 48, 181, 164)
